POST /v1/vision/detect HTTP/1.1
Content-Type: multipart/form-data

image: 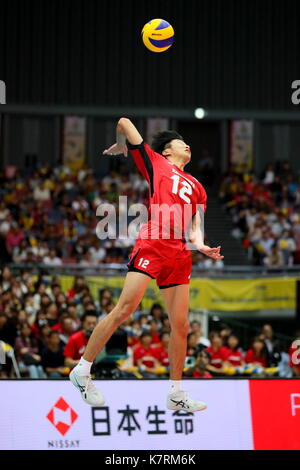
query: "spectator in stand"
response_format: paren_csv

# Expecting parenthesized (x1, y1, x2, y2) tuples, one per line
(184, 350, 212, 378)
(205, 332, 228, 374)
(125, 319, 142, 348)
(66, 303, 81, 330)
(224, 334, 245, 368)
(245, 337, 267, 368)
(262, 164, 275, 185)
(289, 330, 300, 377)
(278, 230, 296, 265)
(52, 314, 75, 345)
(64, 311, 98, 368)
(43, 249, 63, 266)
(149, 303, 164, 324)
(264, 244, 284, 267)
(255, 230, 274, 264)
(153, 331, 170, 368)
(46, 302, 59, 327)
(37, 323, 52, 354)
(187, 332, 202, 356)
(5, 224, 25, 257)
(260, 324, 281, 367)
(219, 324, 232, 345)
(41, 331, 66, 378)
(133, 331, 162, 378)
(139, 314, 151, 332)
(190, 320, 210, 347)
(161, 313, 171, 333)
(15, 323, 45, 378)
(149, 319, 161, 347)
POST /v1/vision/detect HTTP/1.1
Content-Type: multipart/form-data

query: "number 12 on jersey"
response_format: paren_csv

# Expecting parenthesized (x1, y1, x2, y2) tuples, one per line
(171, 174, 193, 203)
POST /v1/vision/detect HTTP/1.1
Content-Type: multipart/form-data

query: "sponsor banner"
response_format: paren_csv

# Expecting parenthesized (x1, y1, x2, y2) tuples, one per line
(230, 120, 254, 172)
(0, 380, 252, 450)
(249, 379, 300, 450)
(62, 115, 86, 171)
(59, 276, 296, 312)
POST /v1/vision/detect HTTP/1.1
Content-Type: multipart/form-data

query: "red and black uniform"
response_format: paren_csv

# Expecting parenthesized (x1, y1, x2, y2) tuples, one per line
(127, 141, 207, 288)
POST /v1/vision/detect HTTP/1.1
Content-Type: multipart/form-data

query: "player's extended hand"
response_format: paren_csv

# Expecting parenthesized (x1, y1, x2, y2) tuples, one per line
(103, 143, 128, 157)
(197, 244, 224, 260)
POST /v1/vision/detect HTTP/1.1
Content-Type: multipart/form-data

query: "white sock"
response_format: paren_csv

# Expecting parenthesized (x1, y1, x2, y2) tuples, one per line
(76, 357, 93, 376)
(169, 380, 182, 394)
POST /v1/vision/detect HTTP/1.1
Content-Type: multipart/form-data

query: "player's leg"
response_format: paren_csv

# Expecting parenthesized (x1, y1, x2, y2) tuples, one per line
(161, 284, 190, 381)
(83, 271, 151, 361)
(70, 271, 152, 405)
(161, 284, 207, 412)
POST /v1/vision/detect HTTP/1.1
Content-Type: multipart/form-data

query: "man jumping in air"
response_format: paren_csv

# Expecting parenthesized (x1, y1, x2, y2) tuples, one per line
(70, 118, 223, 411)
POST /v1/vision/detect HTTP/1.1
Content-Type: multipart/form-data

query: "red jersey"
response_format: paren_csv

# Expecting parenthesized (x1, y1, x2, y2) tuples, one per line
(224, 348, 244, 367)
(191, 370, 212, 378)
(245, 349, 266, 367)
(133, 343, 158, 368)
(206, 346, 228, 368)
(152, 346, 169, 367)
(128, 141, 207, 253)
(64, 330, 88, 360)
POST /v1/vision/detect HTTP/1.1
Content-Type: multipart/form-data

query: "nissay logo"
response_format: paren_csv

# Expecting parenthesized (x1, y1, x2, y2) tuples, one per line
(0, 81, 6, 104)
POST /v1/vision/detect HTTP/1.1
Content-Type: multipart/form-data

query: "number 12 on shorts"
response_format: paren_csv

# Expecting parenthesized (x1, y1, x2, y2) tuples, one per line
(138, 258, 150, 269)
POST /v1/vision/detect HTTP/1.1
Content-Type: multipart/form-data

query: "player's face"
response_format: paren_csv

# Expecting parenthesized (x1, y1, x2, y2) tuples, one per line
(170, 139, 191, 163)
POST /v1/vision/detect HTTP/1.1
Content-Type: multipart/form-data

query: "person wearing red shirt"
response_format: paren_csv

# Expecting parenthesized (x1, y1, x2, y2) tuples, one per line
(153, 331, 170, 367)
(224, 334, 245, 367)
(185, 351, 212, 379)
(149, 319, 161, 346)
(71, 118, 223, 412)
(64, 312, 98, 368)
(133, 331, 161, 376)
(205, 332, 228, 374)
(245, 337, 267, 368)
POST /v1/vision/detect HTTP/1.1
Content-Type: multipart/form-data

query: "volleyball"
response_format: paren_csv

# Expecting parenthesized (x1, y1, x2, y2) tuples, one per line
(141, 19, 174, 53)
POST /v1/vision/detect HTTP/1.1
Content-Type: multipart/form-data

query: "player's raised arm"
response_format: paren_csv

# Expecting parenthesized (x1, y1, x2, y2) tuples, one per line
(103, 117, 143, 157)
(189, 209, 224, 261)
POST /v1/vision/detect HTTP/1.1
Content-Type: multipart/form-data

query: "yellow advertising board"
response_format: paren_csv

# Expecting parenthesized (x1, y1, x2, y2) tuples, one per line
(59, 276, 297, 312)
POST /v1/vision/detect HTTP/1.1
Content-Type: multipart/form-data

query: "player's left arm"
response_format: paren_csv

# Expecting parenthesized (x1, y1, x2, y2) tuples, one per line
(189, 209, 224, 260)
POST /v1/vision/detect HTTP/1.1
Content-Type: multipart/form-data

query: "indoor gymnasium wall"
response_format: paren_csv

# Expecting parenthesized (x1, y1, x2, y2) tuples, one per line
(0, 0, 298, 110)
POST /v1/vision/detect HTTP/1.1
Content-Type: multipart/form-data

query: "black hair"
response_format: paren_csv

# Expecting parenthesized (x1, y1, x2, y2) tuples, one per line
(48, 330, 59, 338)
(81, 311, 98, 323)
(151, 130, 183, 155)
(141, 331, 152, 338)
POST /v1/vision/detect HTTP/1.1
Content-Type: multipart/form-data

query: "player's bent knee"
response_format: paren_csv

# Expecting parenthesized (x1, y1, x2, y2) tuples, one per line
(113, 302, 135, 325)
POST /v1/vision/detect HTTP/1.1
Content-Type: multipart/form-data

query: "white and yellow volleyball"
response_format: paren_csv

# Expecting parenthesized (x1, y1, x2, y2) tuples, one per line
(142, 19, 174, 53)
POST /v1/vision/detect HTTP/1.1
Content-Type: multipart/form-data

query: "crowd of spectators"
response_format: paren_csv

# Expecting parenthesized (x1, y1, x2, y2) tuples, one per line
(0, 267, 299, 379)
(219, 162, 300, 266)
(0, 163, 150, 267)
(0, 163, 224, 271)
